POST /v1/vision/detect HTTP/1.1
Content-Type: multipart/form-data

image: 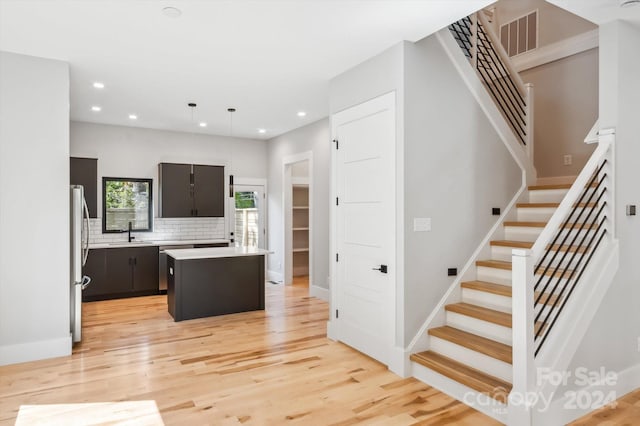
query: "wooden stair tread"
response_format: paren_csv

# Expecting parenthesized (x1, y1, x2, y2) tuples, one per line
(445, 302, 546, 333)
(490, 240, 589, 253)
(429, 326, 512, 364)
(410, 351, 511, 403)
(528, 183, 572, 190)
(516, 202, 596, 208)
(462, 280, 511, 297)
(528, 182, 597, 191)
(476, 259, 512, 270)
(490, 240, 534, 248)
(476, 260, 574, 278)
(445, 302, 511, 327)
(504, 221, 599, 230)
(461, 280, 563, 305)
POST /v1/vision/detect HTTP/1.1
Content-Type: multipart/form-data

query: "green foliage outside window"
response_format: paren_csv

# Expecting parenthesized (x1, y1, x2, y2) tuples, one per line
(235, 191, 257, 209)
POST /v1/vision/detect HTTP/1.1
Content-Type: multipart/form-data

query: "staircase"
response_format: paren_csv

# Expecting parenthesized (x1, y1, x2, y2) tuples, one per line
(404, 8, 619, 424)
(410, 182, 580, 404)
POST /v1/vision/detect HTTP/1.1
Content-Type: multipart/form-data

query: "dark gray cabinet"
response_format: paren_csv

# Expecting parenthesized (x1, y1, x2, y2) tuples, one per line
(158, 163, 192, 218)
(83, 246, 159, 301)
(70, 157, 98, 218)
(158, 162, 224, 218)
(82, 249, 107, 300)
(193, 165, 225, 217)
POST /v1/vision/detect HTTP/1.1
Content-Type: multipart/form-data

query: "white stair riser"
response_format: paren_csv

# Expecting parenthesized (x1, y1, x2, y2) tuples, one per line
(429, 336, 513, 383)
(504, 226, 595, 243)
(446, 311, 512, 345)
(517, 207, 556, 222)
(462, 288, 511, 313)
(476, 266, 512, 286)
(411, 362, 509, 424)
(504, 226, 542, 242)
(491, 246, 589, 269)
(529, 189, 570, 204)
(477, 265, 571, 288)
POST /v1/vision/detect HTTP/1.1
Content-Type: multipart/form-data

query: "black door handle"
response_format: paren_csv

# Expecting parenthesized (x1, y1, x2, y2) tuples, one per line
(372, 265, 388, 274)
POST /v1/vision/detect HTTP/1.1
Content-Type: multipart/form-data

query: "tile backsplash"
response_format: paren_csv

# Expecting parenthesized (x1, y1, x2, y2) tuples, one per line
(88, 217, 226, 244)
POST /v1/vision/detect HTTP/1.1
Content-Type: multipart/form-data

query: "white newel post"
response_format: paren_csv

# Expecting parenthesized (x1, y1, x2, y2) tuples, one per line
(509, 248, 536, 426)
(525, 83, 535, 160)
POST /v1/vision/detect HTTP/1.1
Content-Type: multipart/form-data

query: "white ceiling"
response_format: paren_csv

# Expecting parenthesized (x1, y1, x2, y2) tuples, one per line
(0, 0, 492, 140)
(546, 0, 640, 26)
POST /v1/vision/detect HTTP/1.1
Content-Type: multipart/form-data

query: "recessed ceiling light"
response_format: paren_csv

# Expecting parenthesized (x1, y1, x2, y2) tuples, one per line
(129, 114, 138, 120)
(93, 82, 105, 89)
(162, 6, 182, 18)
(91, 106, 101, 112)
(199, 122, 207, 128)
(258, 128, 266, 134)
(297, 111, 307, 117)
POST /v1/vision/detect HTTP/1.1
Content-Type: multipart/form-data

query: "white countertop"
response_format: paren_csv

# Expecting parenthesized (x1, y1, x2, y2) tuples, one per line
(165, 246, 270, 260)
(89, 239, 230, 250)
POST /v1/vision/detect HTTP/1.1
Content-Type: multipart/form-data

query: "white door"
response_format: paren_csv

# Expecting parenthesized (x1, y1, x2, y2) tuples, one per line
(332, 92, 396, 366)
(232, 184, 265, 249)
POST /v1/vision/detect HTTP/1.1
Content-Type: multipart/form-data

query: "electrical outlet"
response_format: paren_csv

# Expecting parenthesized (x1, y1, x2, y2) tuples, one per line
(563, 155, 573, 166)
(448, 268, 457, 276)
(492, 207, 501, 216)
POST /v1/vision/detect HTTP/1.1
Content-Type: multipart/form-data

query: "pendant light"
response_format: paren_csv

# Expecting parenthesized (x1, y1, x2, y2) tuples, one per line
(228, 107, 236, 197)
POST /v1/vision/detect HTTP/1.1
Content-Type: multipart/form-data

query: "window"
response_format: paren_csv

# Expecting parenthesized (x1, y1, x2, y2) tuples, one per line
(500, 10, 538, 57)
(103, 177, 153, 233)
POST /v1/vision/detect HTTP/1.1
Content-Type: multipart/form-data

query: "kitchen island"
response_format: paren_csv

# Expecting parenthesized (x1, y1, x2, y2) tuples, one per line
(164, 246, 269, 321)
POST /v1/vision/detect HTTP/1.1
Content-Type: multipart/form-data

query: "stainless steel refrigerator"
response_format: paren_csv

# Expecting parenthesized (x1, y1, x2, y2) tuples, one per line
(70, 185, 91, 343)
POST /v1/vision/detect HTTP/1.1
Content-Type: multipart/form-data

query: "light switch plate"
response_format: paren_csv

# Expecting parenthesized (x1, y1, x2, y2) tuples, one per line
(414, 218, 431, 232)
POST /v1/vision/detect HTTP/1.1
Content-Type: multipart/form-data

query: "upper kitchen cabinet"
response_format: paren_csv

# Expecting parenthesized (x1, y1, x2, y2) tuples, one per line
(158, 162, 192, 218)
(158, 162, 225, 218)
(70, 157, 97, 218)
(193, 165, 224, 217)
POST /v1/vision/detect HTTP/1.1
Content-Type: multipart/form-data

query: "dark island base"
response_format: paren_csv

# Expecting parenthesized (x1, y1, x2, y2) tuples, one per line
(167, 255, 265, 321)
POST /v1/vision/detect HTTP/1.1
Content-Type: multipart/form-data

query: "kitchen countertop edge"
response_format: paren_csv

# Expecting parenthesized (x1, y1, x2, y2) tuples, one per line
(89, 239, 230, 250)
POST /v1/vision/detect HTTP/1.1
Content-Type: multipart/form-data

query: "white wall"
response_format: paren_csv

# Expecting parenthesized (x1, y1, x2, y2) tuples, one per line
(329, 42, 406, 346)
(0, 52, 71, 365)
(557, 20, 640, 394)
(266, 119, 330, 293)
(402, 36, 521, 346)
(520, 48, 598, 177)
(70, 121, 268, 221)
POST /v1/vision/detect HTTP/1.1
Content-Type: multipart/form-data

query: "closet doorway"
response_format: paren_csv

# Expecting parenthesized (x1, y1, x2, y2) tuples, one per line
(283, 153, 313, 287)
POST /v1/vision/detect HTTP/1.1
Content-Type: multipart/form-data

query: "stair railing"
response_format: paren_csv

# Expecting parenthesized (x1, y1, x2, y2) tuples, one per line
(448, 13, 534, 157)
(509, 129, 615, 424)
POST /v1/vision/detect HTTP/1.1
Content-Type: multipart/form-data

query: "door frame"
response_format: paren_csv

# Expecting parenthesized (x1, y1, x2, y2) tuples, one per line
(282, 152, 313, 286)
(328, 91, 400, 372)
(229, 177, 267, 248)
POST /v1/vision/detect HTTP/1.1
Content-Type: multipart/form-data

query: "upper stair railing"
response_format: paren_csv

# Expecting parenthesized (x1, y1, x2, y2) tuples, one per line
(509, 128, 615, 424)
(449, 13, 534, 155)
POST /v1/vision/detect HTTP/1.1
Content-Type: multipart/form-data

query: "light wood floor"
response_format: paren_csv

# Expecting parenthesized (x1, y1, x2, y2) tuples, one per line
(1, 282, 638, 425)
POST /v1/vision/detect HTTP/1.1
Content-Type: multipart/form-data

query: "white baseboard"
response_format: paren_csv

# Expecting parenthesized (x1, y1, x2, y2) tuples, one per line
(309, 284, 329, 301)
(388, 346, 411, 378)
(267, 270, 283, 283)
(326, 320, 338, 341)
(0, 334, 71, 366)
(535, 363, 640, 425)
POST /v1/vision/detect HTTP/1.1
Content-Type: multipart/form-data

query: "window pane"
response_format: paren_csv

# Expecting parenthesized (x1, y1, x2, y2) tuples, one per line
(104, 178, 152, 232)
(235, 191, 259, 248)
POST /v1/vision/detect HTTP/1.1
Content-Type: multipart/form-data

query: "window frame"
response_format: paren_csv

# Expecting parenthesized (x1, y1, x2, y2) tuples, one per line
(102, 177, 153, 233)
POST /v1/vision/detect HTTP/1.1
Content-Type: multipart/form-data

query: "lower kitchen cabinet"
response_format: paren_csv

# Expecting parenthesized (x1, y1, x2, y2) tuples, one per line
(83, 246, 159, 302)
